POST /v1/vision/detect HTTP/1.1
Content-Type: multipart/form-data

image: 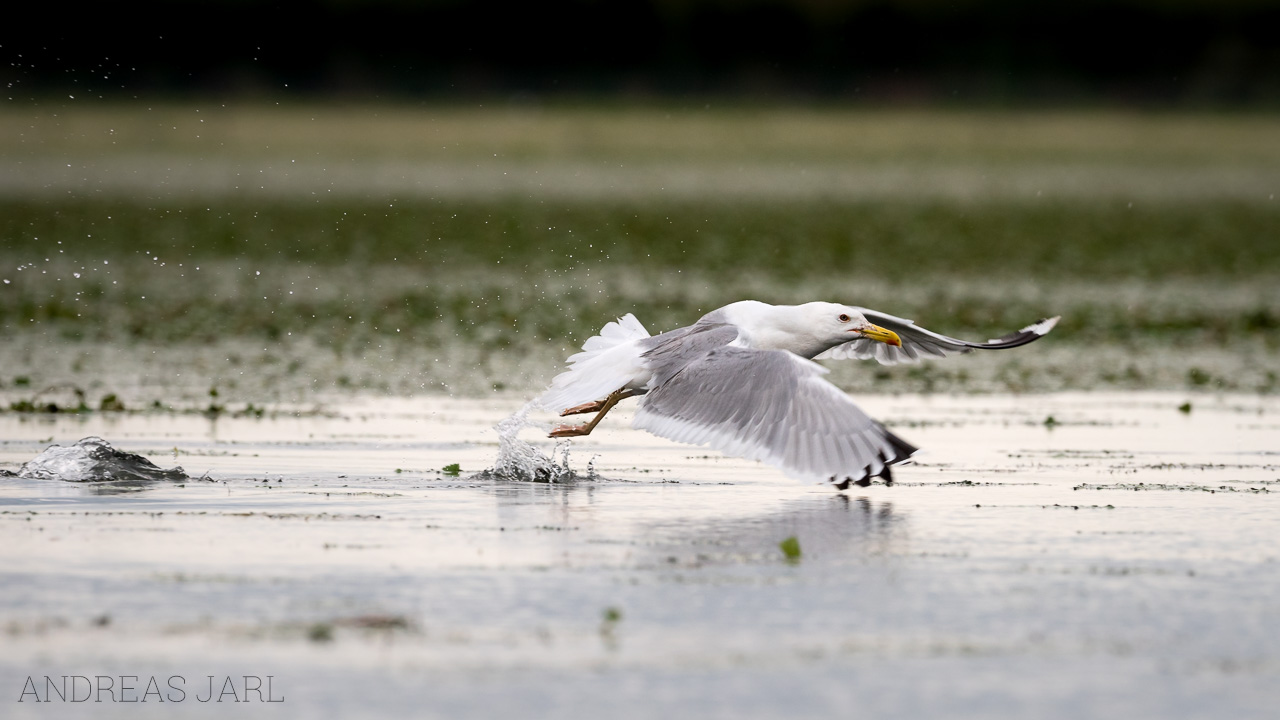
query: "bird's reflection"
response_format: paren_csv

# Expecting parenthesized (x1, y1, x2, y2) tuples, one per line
(481, 476, 905, 567)
(637, 493, 905, 568)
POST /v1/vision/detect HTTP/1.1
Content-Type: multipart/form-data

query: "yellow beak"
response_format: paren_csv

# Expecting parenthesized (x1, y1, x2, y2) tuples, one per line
(858, 324, 902, 347)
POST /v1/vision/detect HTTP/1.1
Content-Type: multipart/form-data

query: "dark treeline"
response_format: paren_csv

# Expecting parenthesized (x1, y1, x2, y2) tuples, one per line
(4, 0, 1279, 105)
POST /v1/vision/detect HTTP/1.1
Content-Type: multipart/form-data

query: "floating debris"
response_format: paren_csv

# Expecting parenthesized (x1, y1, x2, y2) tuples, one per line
(11, 436, 189, 483)
(98, 393, 126, 412)
(779, 536, 803, 563)
(307, 623, 334, 643)
(1074, 482, 1270, 494)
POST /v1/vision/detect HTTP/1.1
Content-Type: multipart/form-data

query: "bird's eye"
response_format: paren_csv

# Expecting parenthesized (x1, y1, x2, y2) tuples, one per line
(838, 314, 851, 322)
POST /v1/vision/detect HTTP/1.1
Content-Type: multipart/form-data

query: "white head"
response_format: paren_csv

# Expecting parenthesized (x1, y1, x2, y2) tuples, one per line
(720, 301, 902, 357)
(796, 302, 902, 349)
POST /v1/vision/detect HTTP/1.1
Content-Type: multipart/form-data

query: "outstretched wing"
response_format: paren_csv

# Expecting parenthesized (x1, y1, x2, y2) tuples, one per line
(633, 346, 916, 486)
(817, 310, 1059, 365)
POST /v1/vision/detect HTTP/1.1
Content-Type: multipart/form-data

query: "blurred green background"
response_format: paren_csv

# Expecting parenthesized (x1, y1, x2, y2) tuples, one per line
(2, 3, 1278, 408)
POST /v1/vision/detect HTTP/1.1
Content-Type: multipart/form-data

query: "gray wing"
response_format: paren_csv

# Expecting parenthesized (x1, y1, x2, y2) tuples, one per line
(640, 321, 741, 386)
(633, 346, 916, 486)
(816, 310, 1060, 365)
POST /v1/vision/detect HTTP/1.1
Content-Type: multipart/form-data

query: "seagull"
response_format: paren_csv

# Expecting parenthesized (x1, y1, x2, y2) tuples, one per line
(539, 301, 1058, 489)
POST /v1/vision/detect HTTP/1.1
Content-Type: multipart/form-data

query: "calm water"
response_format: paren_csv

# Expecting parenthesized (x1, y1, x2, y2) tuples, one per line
(1, 392, 1277, 719)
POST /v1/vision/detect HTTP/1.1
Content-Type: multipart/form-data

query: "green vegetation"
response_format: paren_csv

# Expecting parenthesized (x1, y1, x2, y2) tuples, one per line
(1, 106, 1277, 400)
(599, 606, 623, 644)
(2, 198, 1276, 344)
(5, 106, 1279, 166)
(3, 196, 1278, 278)
(779, 536, 803, 563)
(307, 623, 334, 643)
(98, 393, 125, 411)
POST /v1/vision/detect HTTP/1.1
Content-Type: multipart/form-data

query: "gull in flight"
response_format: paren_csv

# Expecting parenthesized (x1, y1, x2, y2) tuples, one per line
(539, 301, 1058, 489)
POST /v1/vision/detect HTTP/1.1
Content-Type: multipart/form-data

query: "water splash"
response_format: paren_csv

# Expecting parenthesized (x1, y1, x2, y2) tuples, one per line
(476, 402, 595, 483)
(14, 436, 189, 483)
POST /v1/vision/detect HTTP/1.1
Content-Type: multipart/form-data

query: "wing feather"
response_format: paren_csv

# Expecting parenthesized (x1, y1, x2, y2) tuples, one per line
(817, 310, 1060, 366)
(634, 346, 916, 486)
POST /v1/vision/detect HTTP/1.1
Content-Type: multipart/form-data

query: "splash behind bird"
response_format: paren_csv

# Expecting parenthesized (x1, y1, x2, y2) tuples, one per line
(538, 301, 1058, 490)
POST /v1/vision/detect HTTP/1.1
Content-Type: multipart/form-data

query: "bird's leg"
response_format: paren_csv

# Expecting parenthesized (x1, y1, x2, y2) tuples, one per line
(559, 400, 606, 416)
(550, 388, 635, 437)
(559, 389, 639, 417)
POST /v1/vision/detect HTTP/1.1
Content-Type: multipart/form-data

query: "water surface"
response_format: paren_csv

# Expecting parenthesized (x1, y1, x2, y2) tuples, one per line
(1, 392, 1276, 719)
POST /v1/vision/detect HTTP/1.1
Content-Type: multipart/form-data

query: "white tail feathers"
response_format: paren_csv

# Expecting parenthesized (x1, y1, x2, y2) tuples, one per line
(538, 313, 651, 412)
(568, 312, 649, 362)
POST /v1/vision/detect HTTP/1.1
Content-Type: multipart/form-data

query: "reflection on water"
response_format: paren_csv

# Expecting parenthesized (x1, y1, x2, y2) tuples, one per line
(477, 468, 906, 570)
(638, 494, 905, 568)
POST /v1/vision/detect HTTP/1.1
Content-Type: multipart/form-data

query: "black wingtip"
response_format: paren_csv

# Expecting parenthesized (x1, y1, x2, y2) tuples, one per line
(830, 426, 915, 491)
(984, 316, 1060, 349)
(883, 428, 919, 461)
